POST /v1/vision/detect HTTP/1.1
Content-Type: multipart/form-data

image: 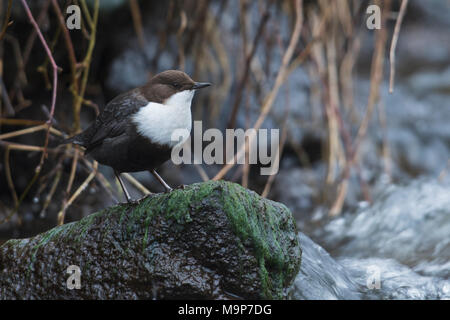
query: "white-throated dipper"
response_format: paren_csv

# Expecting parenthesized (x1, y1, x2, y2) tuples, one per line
(63, 70, 211, 202)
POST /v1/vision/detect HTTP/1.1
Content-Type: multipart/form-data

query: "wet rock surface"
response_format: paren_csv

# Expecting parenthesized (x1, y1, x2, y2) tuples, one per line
(0, 181, 301, 299)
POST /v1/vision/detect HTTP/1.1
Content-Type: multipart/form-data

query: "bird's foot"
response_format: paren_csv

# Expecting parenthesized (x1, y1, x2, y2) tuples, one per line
(133, 195, 149, 204)
(163, 186, 173, 193)
(120, 195, 147, 205)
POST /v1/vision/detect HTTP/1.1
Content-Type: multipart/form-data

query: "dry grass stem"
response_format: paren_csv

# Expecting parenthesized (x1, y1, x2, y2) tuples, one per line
(389, 0, 408, 93)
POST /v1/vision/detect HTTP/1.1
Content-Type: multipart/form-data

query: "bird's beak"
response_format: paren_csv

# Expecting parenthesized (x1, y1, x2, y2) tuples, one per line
(192, 82, 211, 90)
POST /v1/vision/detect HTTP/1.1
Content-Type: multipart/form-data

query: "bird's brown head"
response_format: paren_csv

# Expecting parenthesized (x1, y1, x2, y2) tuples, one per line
(141, 70, 210, 103)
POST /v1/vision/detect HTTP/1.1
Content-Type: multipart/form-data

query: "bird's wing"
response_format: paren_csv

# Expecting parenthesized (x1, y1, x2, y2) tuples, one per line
(84, 89, 148, 150)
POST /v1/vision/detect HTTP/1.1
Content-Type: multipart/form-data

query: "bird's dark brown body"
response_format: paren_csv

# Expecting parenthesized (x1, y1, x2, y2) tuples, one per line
(90, 133, 172, 173)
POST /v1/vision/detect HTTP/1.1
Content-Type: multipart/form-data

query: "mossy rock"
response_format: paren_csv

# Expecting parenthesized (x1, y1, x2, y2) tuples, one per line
(0, 180, 301, 299)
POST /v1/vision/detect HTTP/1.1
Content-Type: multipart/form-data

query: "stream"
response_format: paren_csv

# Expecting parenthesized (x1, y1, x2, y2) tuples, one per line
(292, 178, 450, 299)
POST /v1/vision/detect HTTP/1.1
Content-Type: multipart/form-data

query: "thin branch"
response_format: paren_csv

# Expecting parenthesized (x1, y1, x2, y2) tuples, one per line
(0, 76, 14, 116)
(1, 124, 44, 140)
(0, 123, 65, 141)
(194, 164, 209, 182)
(51, 0, 79, 94)
(389, 0, 408, 93)
(20, 0, 60, 174)
(0, 0, 13, 41)
(4, 147, 18, 208)
(129, 0, 146, 49)
(227, 9, 270, 129)
(80, 0, 93, 28)
(39, 164, 62, 218)
(66, 148, 80, 196)
(354, 0, 389, 154)
(73, 0, 99, 132)
(9, 0, 51, 103)
(261, 111, 288, 198)
(4, 33, 28, 90)
(81, 157, 119, 203)
(122, 173, 152, 196)
(0, 140, 47, 152)
(57, 161, 98, 225)
(176, 10, 187, 70)
(0, 118, 50, 126)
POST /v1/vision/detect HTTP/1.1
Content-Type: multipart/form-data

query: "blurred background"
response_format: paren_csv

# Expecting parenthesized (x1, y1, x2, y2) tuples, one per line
(0, 0, 449, 299)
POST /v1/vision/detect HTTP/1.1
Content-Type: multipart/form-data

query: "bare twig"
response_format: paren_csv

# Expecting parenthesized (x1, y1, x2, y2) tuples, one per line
(194, 164, 210, 182)
(176, 10, 187, 70)
(9, 0, 51, 103)
(57, 161, 98, 225)
(261, 87, 290, 198)
(0, 0, 13, 41)
(184, 0, 210, 54)
(355, 0, 389, 153)
(39, 164, 62, 218)
(0, 140, 47, 152)
(79, 0, 93, 27)
(377, 100, 392, 178)
(20, 0, 60, 174)
(81, 157, 119, 203)
(4, 34, 28, 90)
(0, 76, 14, 116)
(73, 0, 99, 132)
(66, 148, 80, 197)
(227, 9, 270, 129)
(51, 0, 79, 95)
(324, 4, 342, 184)
(129, 0, 146, 49)
(4, 146, 18, 208)
(389, 0, 408, 93)
(0, 123, 63, 140)
(0, 118, 47, 126)
(122, 173, 152, 196)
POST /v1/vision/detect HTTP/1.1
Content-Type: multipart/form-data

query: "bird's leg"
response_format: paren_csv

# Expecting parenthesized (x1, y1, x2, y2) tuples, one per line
(150, 169, 173, 193)
(114, 170, 132, 203)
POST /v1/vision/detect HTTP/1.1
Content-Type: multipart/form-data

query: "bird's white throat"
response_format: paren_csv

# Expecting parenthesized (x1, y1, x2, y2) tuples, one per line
(132, 90, 194, 147)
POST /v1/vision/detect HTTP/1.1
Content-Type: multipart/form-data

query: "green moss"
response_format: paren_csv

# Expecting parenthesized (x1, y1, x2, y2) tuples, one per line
(31, 225, 65, 255)
(111, 182, 217, 249)
(74, 212, 100, 242)
(3, 238, 28, 248)
(216, 181, 299, 299)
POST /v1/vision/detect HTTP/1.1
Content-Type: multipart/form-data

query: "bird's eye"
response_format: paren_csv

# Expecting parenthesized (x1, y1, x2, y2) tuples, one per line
(172, 83, 181, 89)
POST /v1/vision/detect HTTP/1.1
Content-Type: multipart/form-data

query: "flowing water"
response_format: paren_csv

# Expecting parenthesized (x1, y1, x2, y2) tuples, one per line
(292, 178, 450, 299)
